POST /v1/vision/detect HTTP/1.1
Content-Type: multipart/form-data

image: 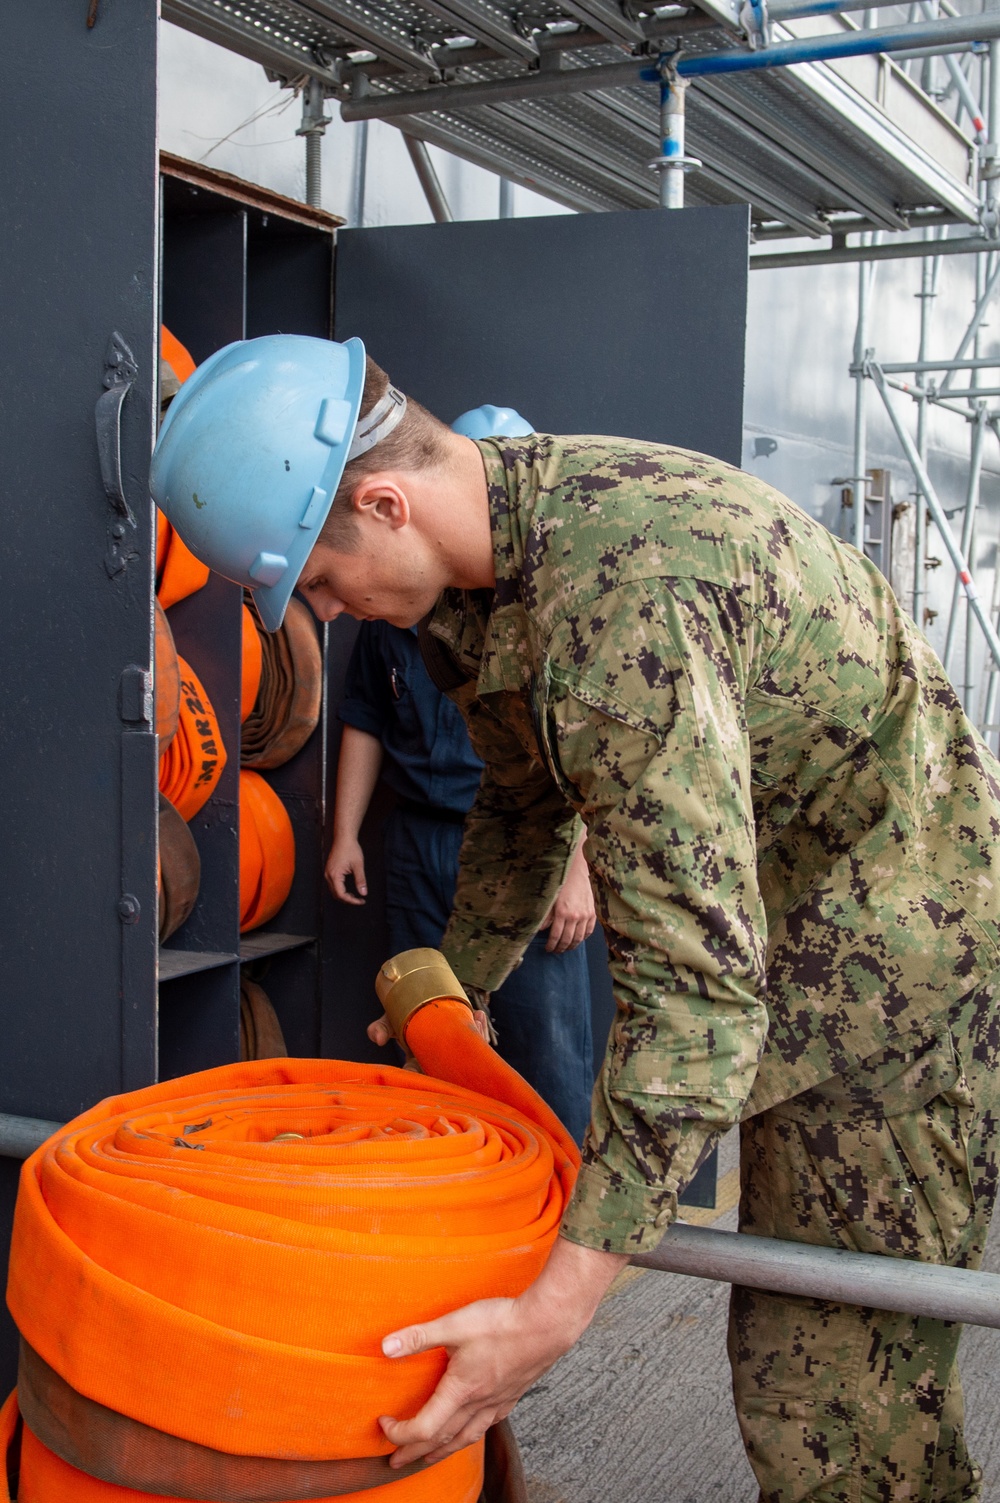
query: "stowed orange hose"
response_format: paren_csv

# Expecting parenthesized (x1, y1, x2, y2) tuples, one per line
(5, 991, 580, 1502)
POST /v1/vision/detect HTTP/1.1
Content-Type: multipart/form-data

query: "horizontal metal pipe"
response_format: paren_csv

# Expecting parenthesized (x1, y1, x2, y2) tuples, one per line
(769, 0, 887, 16)
(916, 386, 1000, 399)
(751, 236, 1000, 269)
(341, 12, 1000, 119)
(875, 355, 1000, 373)
(632, 1223, 1000, 1329)
(0, 1114, 62, 1160)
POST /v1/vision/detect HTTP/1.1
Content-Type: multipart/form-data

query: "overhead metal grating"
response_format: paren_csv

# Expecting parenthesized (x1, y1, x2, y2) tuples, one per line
(163, 0, 982, 238)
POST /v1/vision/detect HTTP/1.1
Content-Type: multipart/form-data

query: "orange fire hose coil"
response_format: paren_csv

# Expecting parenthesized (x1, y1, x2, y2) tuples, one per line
(241, 604, 263, 725)
(239, 770, 295, 932)
(161, 326, 197, 386)
(156, 511, 211, 612)
(4, 982, 579, 1503)
(158, 659, 227, 823)
(154, 601, 181, 751)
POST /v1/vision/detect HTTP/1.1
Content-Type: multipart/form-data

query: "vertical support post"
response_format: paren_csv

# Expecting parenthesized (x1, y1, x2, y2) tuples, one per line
(297, 78, 331, 209)
(869, 362, 1000, 675)
(499, 178, 514, 218)
(650, 59, 699, 208)
(352, 118, 369, 228)
(943, 404, 987, 677)
(913, 231, 938, 627)
(852, 238, 872, 554)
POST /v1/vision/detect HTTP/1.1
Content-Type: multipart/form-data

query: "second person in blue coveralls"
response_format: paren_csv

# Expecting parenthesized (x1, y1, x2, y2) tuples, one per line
(325, 405, 596, 1146)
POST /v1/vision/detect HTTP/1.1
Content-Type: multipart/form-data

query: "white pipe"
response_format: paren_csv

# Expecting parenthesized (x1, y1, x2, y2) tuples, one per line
(870, 361, 1000, 674)
(633, 1223, 1000, 1329)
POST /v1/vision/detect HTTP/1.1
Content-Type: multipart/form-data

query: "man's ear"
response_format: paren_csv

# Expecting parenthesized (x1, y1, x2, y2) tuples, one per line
(350, 473, 411, 529)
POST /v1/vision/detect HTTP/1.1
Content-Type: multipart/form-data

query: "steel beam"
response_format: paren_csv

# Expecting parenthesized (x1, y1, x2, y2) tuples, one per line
(751, 235, 1000, 268)
(340, 12, 1000, 119)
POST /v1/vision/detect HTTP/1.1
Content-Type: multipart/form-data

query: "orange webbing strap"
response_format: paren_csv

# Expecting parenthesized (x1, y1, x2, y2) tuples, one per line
(7, 1027, 576, 1500)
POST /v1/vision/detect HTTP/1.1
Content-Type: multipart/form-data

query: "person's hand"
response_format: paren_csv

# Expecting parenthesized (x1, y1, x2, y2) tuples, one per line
(367, 1009, 492, 1048)
(325, 834, 368, 905)
(377, 1236, 628, 1468)
(541, 841, 596, 954)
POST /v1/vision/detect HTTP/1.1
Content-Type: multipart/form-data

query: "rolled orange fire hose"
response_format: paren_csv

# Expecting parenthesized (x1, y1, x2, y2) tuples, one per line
(239, 770, 295, 932)
(156, 510, 211, 612)
(241, 604, 263, 725)
(3, 952, 579, 1503)
(154, 600, 181, 751)
(158, 659, 227, 823)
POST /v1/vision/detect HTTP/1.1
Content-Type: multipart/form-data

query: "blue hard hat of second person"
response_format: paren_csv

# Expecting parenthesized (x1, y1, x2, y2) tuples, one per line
(150, 334, 407, 632)
(451, 404, 534, 440)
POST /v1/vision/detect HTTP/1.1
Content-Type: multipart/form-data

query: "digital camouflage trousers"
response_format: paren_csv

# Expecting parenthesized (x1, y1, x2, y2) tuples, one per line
(729, 974, 1000, 1503)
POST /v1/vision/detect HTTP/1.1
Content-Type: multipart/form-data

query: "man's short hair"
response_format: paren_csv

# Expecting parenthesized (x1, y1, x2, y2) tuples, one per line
(320, 356, 449, 551)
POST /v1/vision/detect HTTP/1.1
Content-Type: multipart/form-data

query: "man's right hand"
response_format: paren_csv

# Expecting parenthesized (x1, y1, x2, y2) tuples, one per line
(368, 1009, 492, 1048)
(325, 835, 368, 904)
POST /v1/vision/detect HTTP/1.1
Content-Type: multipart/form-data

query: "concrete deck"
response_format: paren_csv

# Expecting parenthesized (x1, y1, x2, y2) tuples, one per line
(513, 1129, 1000, 1502)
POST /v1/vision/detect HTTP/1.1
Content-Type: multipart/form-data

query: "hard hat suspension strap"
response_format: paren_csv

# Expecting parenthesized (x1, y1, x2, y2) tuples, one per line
(346, 384, 407, 461)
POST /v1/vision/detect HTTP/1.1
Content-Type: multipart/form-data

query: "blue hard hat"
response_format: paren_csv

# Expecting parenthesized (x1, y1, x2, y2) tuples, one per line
(150, 334, 368, 631)
(451, 404, 534, 439)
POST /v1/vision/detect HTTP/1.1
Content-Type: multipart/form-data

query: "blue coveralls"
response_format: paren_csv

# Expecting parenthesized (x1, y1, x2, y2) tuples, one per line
(338, 621, 594, 1145)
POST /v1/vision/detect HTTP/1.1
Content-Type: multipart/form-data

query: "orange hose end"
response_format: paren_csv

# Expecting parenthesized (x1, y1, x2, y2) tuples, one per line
(160, 326, 196, 386)
(239, 771, 294, 932)
(154, 601, 180, 750)
(240, 605, 263, 725)
(158, 659, 227, 822)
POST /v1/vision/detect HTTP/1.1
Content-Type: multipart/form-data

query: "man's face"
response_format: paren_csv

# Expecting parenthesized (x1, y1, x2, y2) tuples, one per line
(295, 535, 438, 629)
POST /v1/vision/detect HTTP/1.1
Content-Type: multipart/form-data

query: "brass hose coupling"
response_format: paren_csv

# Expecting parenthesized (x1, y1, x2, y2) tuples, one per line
(375, 949, 472, 1043)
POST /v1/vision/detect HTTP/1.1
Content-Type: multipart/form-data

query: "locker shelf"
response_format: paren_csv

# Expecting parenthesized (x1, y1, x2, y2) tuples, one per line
(158, 950, 238, 982)
(238, 932, 315, 962)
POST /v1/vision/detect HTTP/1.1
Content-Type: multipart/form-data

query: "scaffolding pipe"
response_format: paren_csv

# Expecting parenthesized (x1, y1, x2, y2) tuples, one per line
(633, 1223, 1000, 1330)
(0, 1114, 61, 1160)
(938, 255, 1000, 392)
(341, 13, 1000, 120)
(402, 131, 454, 222)
(852, 241, 873, 553)
(296, 78, 330, 209)
(870, 361, 1000, 673)
(750, 237, 1000, 271)
(651, 65, 698, 207)
(943, 406, 987, 674)
(876, 356, 1000, 373)
(920, 0, 986, 135)
(913, 240, 937, 627)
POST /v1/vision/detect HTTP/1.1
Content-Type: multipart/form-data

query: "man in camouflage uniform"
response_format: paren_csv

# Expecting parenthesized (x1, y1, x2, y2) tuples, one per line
(159, 346, 1000, 1501)
(393, 428, 1000, 1502)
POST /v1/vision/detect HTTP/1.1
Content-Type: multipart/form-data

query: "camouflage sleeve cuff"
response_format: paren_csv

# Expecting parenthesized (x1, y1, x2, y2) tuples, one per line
(558, 1163, 680, 1256)
(440, 924, 530, 994)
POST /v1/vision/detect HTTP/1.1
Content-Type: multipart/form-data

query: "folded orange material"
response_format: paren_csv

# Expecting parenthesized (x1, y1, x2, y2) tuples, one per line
(239, 770, 295, 932)
(158, 659, 227, 822)
(240, 604, 263, 725)
(4, 1001, 579, 1501)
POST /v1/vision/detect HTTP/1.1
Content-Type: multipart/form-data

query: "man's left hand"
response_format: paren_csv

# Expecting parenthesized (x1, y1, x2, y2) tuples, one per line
(541, 839, 596, 954)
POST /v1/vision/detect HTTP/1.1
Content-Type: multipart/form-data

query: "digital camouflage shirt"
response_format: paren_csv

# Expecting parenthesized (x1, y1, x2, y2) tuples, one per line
(432, 436, 1000, 1255)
